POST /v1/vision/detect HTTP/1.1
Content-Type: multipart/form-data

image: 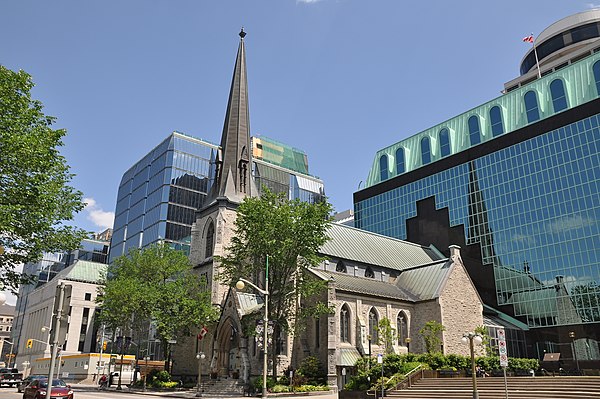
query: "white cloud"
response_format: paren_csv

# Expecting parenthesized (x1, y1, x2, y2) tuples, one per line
(84, 197, 115, 230)
(545, 214, 595, 235)
(297, 0, 324, 3)
(586, 3, 600, 9)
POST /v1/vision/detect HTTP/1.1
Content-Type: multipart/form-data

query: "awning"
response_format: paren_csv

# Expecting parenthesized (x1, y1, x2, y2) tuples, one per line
(338, 347, 362, 367)
(236, 292, 264, 317)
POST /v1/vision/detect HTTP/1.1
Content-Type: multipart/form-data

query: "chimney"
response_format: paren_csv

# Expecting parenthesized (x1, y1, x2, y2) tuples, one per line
(449, 245, 461, 259)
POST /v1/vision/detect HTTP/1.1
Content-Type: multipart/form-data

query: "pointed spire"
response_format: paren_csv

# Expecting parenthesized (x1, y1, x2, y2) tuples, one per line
(211, 28, 254, 202)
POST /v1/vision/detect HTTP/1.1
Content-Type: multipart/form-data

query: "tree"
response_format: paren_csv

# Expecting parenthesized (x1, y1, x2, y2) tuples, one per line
(419, 320, 445, 354)
(218, 188, 333, 378)
(376, 317, 396, 353)
(0, 66, 86, 292)
(474, 325, 494, 356)
(97, 243, 219, 363)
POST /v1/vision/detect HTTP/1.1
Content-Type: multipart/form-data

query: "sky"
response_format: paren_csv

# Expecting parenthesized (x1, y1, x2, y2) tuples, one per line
(0, 1, 593, 303)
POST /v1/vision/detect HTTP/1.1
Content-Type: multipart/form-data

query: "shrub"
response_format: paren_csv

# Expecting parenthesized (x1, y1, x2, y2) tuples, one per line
(295, 384, 329, 392)
(297, 356, 326, 385)
(272, 384, 291, 393)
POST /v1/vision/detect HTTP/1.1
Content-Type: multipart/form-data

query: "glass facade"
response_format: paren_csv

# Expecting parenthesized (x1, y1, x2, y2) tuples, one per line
(356, 114, 600, 330)
(110, 132, 218, 261)
(110, 133, 325, 262)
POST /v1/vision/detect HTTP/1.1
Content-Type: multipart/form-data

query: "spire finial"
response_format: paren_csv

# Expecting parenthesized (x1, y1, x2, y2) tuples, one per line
(239, 27, 246, 39)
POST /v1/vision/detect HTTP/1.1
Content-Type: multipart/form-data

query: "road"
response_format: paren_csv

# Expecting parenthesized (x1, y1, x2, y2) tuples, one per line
(0, 386, 196, 399)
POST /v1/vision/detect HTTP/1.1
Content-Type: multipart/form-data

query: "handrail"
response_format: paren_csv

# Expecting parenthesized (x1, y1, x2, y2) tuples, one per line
(388, 364, 423, 391)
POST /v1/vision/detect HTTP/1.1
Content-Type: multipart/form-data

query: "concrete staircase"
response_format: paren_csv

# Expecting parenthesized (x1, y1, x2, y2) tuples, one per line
(199, 378, 245, 397)
(387, 376, 600, 398)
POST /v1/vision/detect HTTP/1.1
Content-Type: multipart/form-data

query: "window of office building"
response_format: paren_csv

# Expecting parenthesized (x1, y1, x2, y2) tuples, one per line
(550, 79, 568, 112)
(395, 148, 406, 174)
(468, 115, 482, 146)
(490, 106, 504, 137)
(524, 90, 540, 123)
(379, 155, 389, 181)
(421, 137, 431, 165)
(439, 129, 451, 157)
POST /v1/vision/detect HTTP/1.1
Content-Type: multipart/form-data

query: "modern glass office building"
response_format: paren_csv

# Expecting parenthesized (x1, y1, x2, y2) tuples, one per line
(109, 132, 218, 261)
(355, 11, 600, 364)
(110, 133, 324, 262)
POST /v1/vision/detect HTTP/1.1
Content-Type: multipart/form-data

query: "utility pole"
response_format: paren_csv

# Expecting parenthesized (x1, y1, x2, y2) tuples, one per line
(46, 282, 67, 399)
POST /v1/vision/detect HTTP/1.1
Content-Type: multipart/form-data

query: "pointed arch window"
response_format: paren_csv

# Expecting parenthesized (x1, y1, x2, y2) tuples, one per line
(365, 266, 375, 279)
(397, 312, 408, 346)
(468, 115, 481, 146)
(439, 129, 450, 157)
(336, 260, 347, 273)
(395, 148, 405, 174)
(368, 308, 378, 343)
(379, 155, 389, 181)
(489, 106, 504, 137)
(205, 222, 215, 258)
(340, 304, 350, 343)
(524, 90, 540, 123)
(550, 79, 568, 112)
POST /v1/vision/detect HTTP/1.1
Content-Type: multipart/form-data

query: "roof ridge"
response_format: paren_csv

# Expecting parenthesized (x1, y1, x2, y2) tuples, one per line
(327, 223, 431, 249)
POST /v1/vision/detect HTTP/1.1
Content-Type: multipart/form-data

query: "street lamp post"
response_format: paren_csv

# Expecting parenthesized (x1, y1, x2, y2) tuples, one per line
(143, 356, 150, 391)
(196, 352, 206, 397)
(461, 332, 483, 399)
(568, 331, 579, 371)
(236, 255, 269, 398)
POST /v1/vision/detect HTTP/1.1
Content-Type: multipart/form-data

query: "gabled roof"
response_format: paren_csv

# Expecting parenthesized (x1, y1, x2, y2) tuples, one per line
(321, 223, 441, 271)
(312, 269, 419, 301)
(395, 260, 452, 300)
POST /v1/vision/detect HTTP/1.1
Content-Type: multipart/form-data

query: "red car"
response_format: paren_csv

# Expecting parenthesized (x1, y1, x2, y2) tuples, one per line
(22, 378, 73, 399)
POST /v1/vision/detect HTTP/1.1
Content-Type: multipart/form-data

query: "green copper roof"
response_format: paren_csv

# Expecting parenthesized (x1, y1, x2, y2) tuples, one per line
(395, 260, 452, 301)
(365, 50, 600, 188)
(59, 260, 107, 284)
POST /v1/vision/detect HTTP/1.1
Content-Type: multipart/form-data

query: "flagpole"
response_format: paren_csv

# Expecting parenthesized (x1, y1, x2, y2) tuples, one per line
(531, 34, 541, 79)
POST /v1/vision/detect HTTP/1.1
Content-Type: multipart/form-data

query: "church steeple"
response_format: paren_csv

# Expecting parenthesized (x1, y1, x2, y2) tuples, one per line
(211, 28, 254, 203)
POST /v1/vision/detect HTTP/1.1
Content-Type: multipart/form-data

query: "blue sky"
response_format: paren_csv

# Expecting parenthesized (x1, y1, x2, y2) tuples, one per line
(0, 2, 590, 256)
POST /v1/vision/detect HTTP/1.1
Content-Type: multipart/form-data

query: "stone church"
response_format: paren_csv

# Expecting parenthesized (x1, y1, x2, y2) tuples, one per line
(171, 30, 483, 390)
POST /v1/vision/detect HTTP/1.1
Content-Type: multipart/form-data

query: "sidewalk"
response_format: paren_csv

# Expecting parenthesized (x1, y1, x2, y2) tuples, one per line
(74, 383, 338, 399)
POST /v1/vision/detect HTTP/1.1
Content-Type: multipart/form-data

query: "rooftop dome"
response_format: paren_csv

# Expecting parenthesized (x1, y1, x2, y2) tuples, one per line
(520, 9, 600, 75)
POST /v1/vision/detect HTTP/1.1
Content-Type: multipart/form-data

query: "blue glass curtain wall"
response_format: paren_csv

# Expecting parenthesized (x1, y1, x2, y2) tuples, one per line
(355, 113, 600, 328)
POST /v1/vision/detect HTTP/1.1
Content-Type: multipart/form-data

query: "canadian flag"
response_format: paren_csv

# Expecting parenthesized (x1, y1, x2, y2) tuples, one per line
(522, 34, 534, 43)
(197, 326, 209, 340)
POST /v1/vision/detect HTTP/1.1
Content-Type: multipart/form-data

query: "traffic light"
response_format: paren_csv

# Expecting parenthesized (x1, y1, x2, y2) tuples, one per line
(26, 339, 33, 349)
(102, 341, 107, 351)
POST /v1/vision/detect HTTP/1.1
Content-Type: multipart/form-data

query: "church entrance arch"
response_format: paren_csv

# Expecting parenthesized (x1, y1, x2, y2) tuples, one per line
(214, 317, 242, 378)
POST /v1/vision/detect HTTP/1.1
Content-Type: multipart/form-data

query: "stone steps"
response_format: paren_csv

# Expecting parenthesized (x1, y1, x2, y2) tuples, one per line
(386, 376, 600, 399)
(200, 378, 245, 397)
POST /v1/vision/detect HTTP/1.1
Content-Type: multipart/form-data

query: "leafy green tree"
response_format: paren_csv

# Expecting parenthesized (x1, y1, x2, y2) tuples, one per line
(418, 320, 445, 354)
(97, 243, 219, 362)
(0, 66, 86, 292)
(218, 188, 333, 379)
(377, 317, 396, 353)
(475, 325, 494, 356)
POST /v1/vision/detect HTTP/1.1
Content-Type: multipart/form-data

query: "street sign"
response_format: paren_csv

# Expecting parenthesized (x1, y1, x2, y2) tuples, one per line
(498, 328, 508, 367)
(377, 354, 383, 364)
